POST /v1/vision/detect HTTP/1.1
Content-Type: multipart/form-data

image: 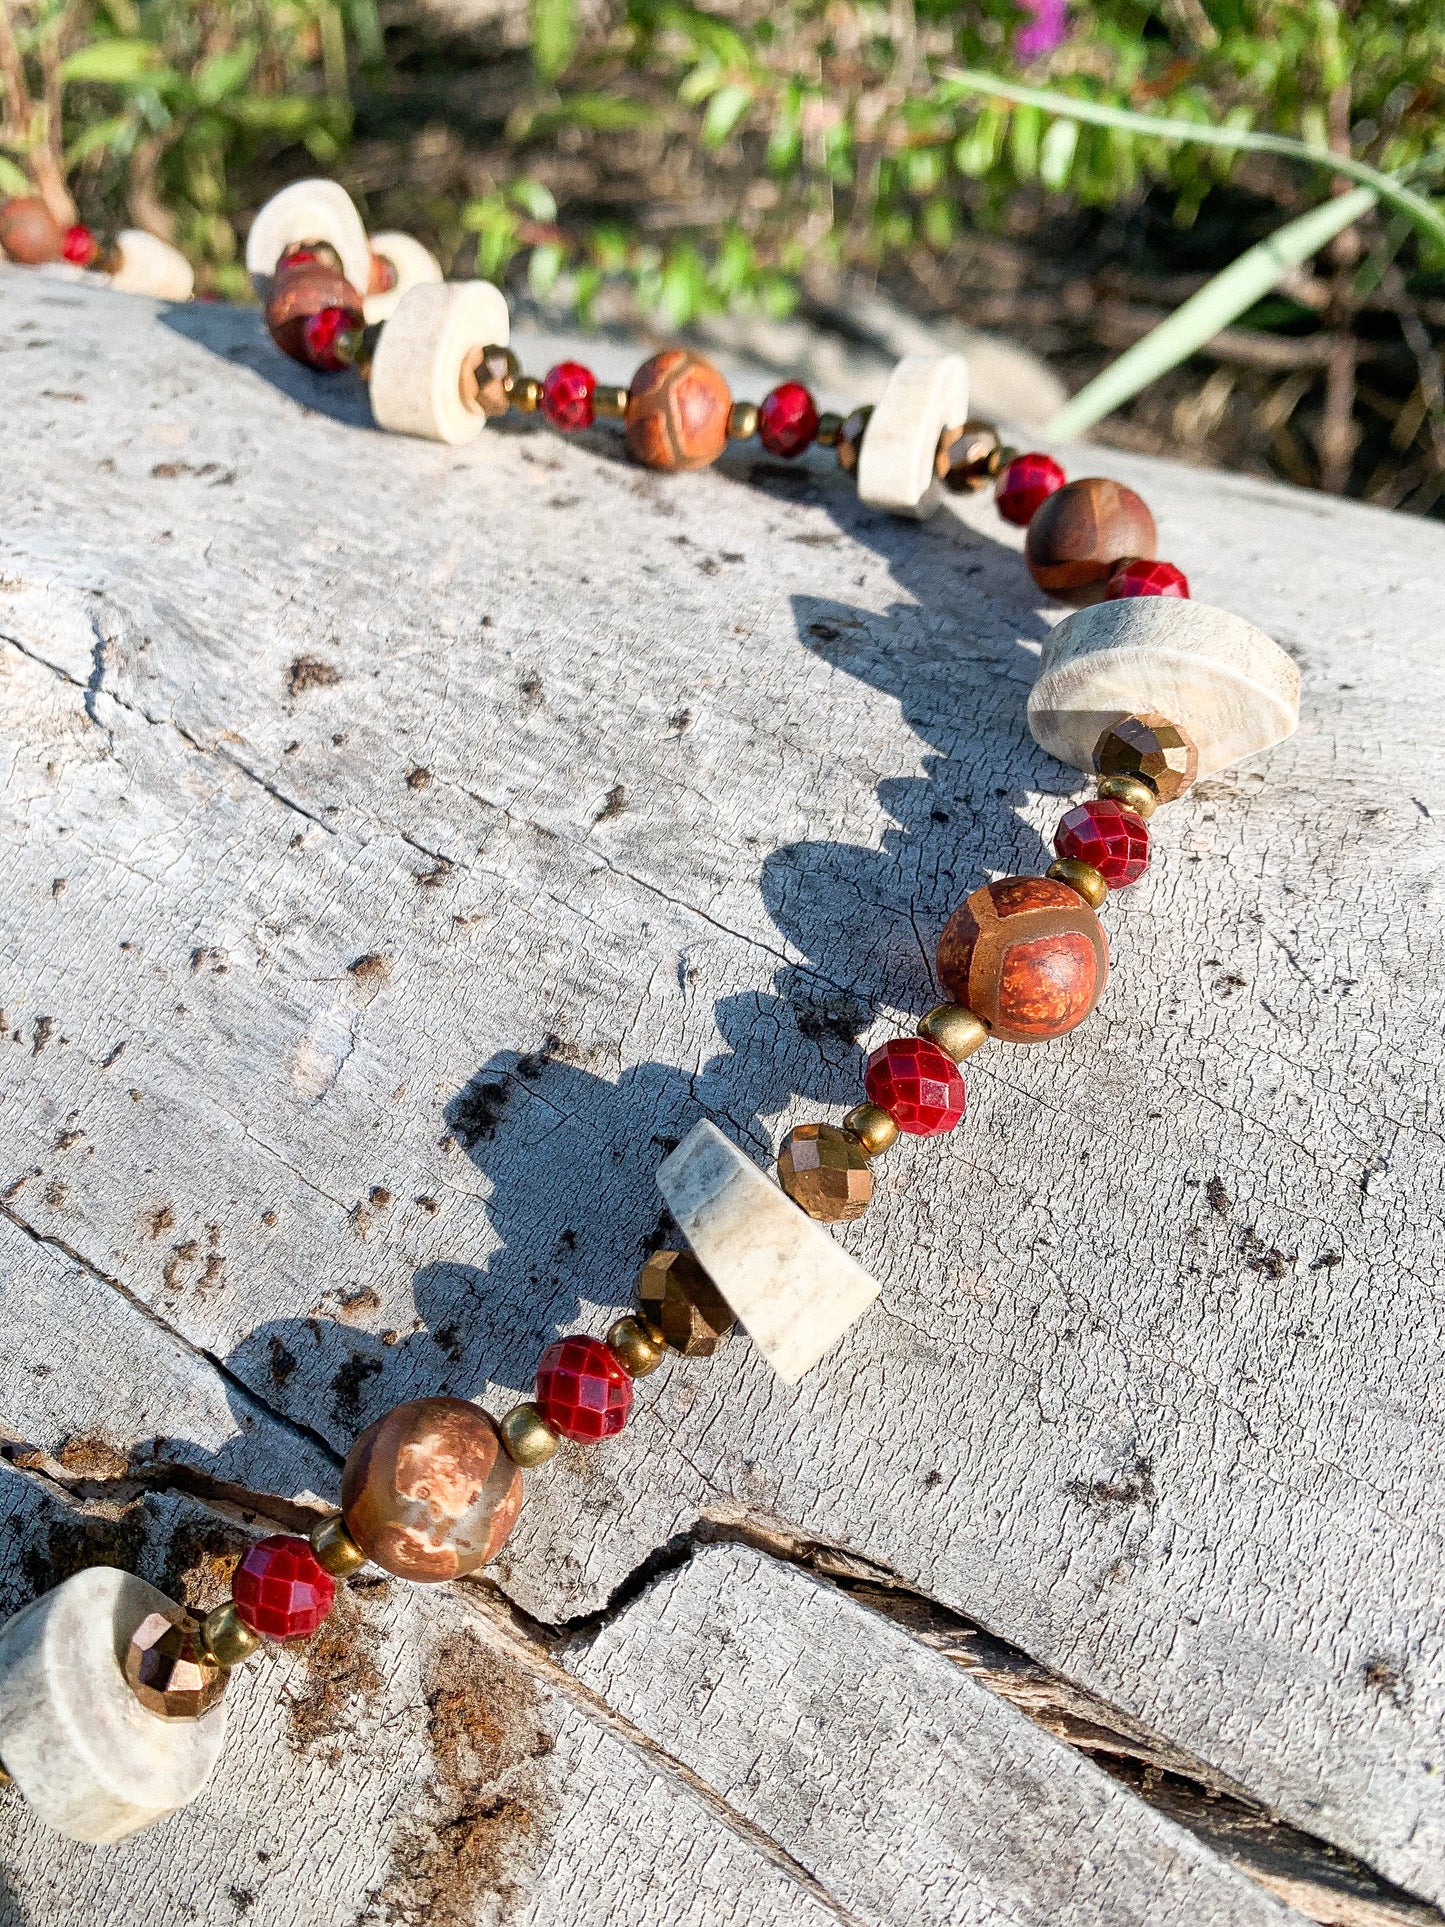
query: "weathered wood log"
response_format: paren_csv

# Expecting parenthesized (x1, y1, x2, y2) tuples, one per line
(1, 268, 1443, 1918)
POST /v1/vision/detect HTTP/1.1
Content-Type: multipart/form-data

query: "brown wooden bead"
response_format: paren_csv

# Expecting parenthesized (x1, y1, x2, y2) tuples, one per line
(625, 350, 732, 471)
(0, 196, 62, 265)
(1093, 712, 1199, 803)
(264, 262, 364, 364)
(936, 876, 1108, 1044)
(637, 1247, 733, 1356)
(341, 1396, 522, 1582)
(777, 1123, 873, 1223)
(1024, 479, 1157, 606)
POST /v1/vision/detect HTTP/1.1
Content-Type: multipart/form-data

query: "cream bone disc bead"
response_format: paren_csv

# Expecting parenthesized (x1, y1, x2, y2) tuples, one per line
(855, 353, 969, 520)
(0, 1568, 227, 1843)
(362, 231, 443, 325)
(369, 280, 511, 447)
(244, 177, 371, 305)
(657, 1119, 880, 1384)
(1028, 595, 1301, 779)
(108, 230, 195, 301)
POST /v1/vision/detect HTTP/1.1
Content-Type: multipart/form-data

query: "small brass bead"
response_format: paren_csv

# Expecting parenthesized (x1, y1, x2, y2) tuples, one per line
(511, 375, 541, 414)
(594, 384, 629, 419)
(606, 1315, 667, 1377)
(1047, 857, 1109, 909)
(728, 400, 759, 440)
(1095, 771, 1157, 819)
(499, 1401, 560, 1467)
(201, 1601, 261, 1670)
(815, 411, 843, 448)
(310, 1512, 366, 1577)
(916, 1004, 989, 1062)
(843, 1101, 899, 1158)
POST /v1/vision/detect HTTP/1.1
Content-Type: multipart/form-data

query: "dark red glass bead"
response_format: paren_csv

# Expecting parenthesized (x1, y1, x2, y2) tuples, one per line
(535, 1335, 632, 1441)
(62, 224, 98, 267)
(996, 451, 1065, 527)
(1054, 797, 1150, 887)
(301, 306, 362, 372)
(863, 1037, 966, 1137)
(758, 381, 819, 458)
(541, 361, 597, 432)
(232, 1535, 336, 1641)
(1106, 557, 1190, 600)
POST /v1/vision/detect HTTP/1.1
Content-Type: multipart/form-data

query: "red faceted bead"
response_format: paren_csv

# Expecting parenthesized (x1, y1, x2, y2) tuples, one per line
(232, 1535, 336, 1641)
(758, 381, 819, 458)
(996, 451, 1065, 527)
(541, 361, 597, 432)
(62, 223, 98, 267)
(535, 1335, 632, 1441)
(301, 306, 362, 372)
(1106, 557, 1190, 600)
(864, 1037, 966, 1137)
(1054, 797, 1150, 887)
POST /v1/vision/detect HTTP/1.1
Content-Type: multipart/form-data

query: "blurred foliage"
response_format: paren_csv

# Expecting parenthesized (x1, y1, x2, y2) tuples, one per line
(458, 0, 1445, 324)
(0, 0, 380, 295)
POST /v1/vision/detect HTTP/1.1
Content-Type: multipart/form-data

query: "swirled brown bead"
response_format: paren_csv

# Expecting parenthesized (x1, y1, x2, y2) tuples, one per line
(937, 877, 1108, 1044)
(341, 1396, 522, 1581)
(1025, 480, 1157, 606)
(626, 350, 732, 471)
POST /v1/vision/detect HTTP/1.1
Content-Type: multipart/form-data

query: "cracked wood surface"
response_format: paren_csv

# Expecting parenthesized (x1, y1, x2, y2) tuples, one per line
(0, 267, 1443, 1914)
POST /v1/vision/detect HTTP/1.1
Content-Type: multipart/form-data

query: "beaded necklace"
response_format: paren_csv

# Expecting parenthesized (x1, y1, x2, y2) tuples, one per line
(0, 177, 1300, 1846)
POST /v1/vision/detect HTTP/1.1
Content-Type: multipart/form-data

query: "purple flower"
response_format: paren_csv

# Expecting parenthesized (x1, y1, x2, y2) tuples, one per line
(1015, 0, 1068, 61)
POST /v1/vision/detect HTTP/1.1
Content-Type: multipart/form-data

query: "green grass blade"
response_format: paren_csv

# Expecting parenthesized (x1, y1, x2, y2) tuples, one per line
(940, 69, 1445, 251)
(1044, 185, 1377, 440)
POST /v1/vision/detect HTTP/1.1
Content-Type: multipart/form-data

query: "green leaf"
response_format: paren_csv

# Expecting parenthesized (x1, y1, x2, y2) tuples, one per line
(0, 156, 29, 199)
(531, 0, 577, 82)
(527, 240, 566, 296)
(194, 41, 257, 107)
(63, 112, 133, 168)
(940, 67, 1445, 252)
(1046, 185, 1378, 440)
(524, 93, 658, 136)
(58, 38, 159, 85)
(1038, 116, 1078, 192)
(510, 177, 558, 220)
(702, 82, 752, 149)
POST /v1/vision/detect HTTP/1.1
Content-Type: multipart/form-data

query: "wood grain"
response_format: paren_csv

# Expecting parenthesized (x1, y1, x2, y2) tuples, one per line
(1, 268, 1443, 1913)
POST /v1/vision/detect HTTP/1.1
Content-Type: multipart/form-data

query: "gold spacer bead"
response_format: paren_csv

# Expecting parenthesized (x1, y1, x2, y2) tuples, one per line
(917, 1004, 989, 1062)
(0, 1758, 10, 1785)
(728, 400, 759, 441)
(511, 375, 541, 414)
(310, 1513, 366, 1577)
(1047, 857, 1108, 909)
(499, 1401, 560, 1467)
(594, 384, 629, 419)
(1096, 771, 1157, 819)
(201, 1601, 261, 1670)
(815, 411, 843, 448)
(843, 1101, 900, 1158)
(606, 1315, 667, 1378)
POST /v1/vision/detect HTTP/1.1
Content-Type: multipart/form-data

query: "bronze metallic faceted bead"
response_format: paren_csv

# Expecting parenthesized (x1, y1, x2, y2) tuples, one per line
(936, 420, 1002, 491)
(125, 1609, 226, 1720)
(499, 1401, 560, 1467)
(1095, 771, 1156, 819)
(1047, 856, 1109, 909)
(1093, 713, 1199, 803)
(606, 1315, 667, 1377)
(842, 1101, 900, 1158)
(835, 406, 873, 475)
(461, 343, 519, 418)
(815, 411, 844, 448)
(777, 1123, 873, 1223)
(637, 1248, 734, 1357)
(916, 1004, 989, 1062)
(201, 1601, 261, 1670)
(310, 1513, 367, 1577)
